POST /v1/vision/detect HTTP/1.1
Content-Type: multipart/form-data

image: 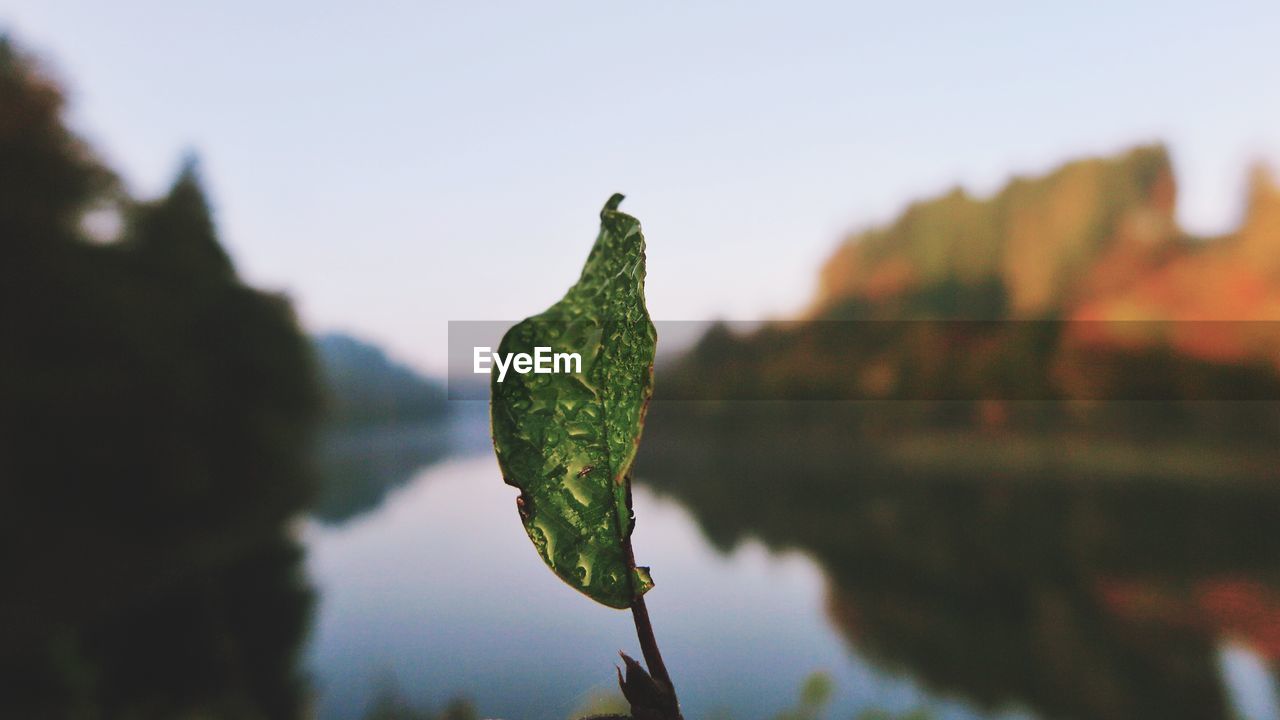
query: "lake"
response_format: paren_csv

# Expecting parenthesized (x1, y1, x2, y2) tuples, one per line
(305, 405, 1280, 720)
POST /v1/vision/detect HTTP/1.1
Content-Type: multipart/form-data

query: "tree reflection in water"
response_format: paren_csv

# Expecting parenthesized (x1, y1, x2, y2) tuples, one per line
(637, 403, 1280, 720)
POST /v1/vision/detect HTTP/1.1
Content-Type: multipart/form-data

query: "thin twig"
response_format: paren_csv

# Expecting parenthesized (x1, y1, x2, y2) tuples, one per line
(622, 525, 677, 699)
(628, 592, 674, 694)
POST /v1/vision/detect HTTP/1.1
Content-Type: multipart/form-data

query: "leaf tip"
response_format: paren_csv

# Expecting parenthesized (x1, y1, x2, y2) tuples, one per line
(602, 193, 626, 216)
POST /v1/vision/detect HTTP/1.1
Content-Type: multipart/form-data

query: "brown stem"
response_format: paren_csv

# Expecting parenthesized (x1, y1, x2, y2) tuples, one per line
(623, 532, 677, 698)
(629, 593, 675, 694)
(619, 471, 677, 706)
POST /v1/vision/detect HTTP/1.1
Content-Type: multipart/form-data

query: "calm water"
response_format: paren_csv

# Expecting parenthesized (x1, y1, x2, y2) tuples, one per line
(304, 408, 1280, 720)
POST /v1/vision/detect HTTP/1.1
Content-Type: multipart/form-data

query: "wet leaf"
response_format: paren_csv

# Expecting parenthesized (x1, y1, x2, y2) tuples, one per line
(491, 194, 657, 609)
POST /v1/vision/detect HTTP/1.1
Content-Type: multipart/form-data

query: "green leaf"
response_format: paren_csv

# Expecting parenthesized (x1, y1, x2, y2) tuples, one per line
(490, 194, 657, 609)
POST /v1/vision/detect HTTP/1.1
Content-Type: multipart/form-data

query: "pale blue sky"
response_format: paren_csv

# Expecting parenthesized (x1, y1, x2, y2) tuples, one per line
(4, 1, 1279, 373)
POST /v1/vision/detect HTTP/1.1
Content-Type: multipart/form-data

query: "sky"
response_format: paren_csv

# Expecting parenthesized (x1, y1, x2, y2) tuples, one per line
(3, 0, 1279, 374)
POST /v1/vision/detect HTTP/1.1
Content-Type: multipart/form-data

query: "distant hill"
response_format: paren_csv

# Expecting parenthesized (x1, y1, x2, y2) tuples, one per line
(809, 144, 1280, 361)
(812, 145, 1180, 319)
(313, 333, 449, 427)
(663, 145, 1280, 440)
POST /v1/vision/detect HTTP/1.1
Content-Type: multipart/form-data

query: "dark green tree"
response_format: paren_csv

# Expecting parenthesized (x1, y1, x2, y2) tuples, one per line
(0, 35, 320, 720)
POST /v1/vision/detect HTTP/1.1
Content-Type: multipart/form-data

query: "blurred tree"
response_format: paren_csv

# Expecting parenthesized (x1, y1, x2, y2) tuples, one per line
(0, 35, 114, 248)
(129, 155, 235, 285)
(0, 35, 319, 720)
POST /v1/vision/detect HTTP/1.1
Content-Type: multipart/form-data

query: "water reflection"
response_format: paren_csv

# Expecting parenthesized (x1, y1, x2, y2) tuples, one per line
(314, 402, 491, 525)
(315, 423, 455, 525)
(307, 412, 1020, 720)
(309, 402, 1280, 719)
(636, 402, 1280, 720)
